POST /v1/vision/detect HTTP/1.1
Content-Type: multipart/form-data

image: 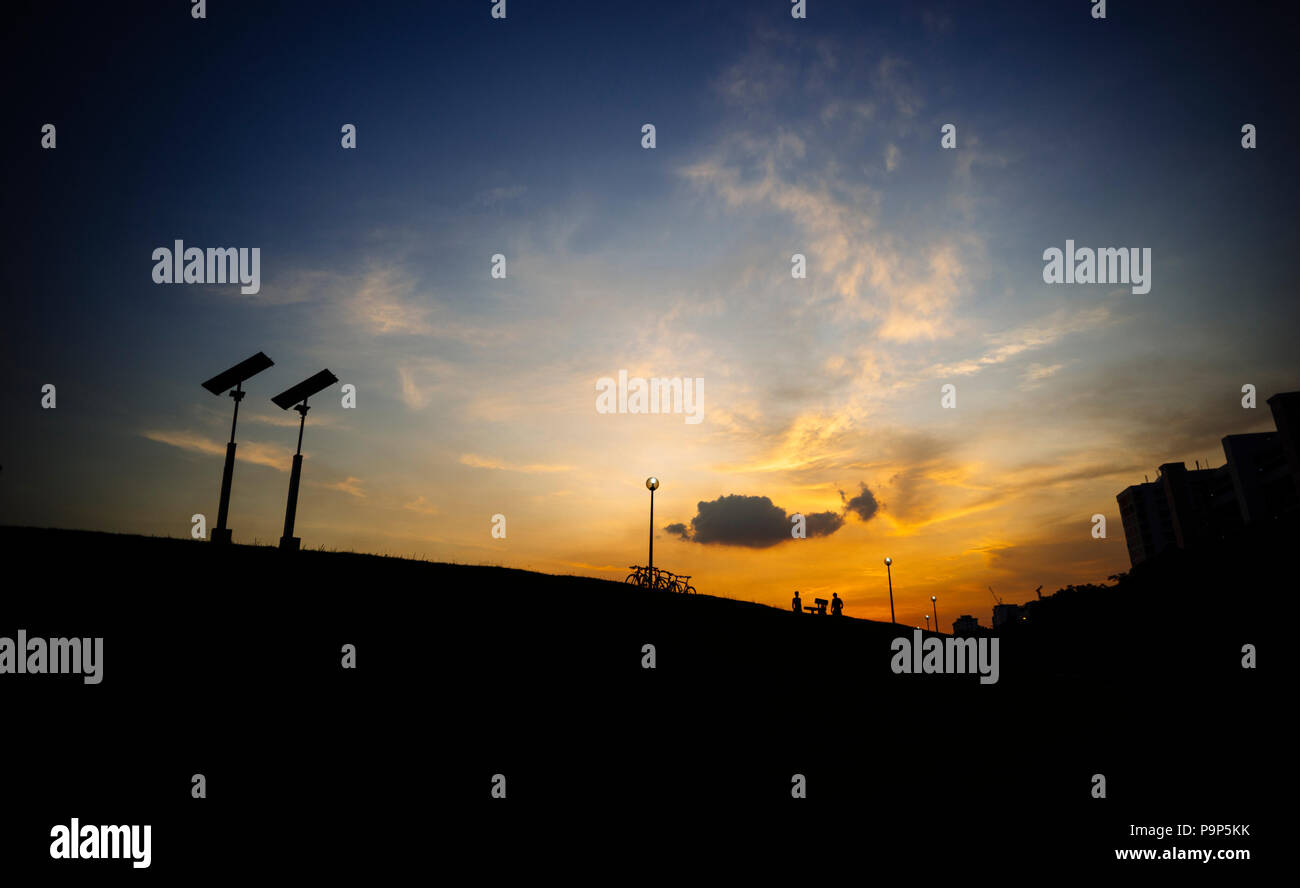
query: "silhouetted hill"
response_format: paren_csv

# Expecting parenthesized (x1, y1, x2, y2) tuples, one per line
(2, 523, 1272, 691)
(0, 525, 1278, 871)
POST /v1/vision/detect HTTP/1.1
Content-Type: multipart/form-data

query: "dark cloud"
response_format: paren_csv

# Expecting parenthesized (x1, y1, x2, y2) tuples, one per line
(805, 510, 845, 537)
(665, 487, 875, 548)
(841, 483, 880, 521)
(674, 494, 790, 548)
(664, 522, 690, 540)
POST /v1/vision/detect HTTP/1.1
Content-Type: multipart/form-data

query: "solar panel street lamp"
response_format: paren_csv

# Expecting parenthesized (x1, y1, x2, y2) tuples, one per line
(271, 369, 338, 552)
(200, 351, 274, 544)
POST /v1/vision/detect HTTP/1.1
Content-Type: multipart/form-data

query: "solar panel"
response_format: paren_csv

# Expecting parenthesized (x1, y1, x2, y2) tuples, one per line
(272, 369, 339, 409)
(201, 352, 274, 394)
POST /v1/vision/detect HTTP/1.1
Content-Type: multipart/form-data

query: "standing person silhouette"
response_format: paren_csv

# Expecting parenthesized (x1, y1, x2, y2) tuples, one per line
(830, 592, 844, 617)
(792, 590, 802, 613)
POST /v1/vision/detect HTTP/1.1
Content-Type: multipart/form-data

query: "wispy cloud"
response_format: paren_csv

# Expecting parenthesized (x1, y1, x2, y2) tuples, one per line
(928, 306, 1113, 377)
(473, 184, 526, 206)
(459, 453, 574, 474)
(1020, 362, 1066, 389)
(680, 35, 976, 344)
(350, 267, 434, 336)
(317, 476, 366, 498)
(141, 430, 289, 471)
(242, 411, 343, 429)
(403, 495, 439, 515)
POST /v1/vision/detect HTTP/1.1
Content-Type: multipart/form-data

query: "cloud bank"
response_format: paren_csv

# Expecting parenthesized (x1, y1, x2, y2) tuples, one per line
(667, 484, 880, 548)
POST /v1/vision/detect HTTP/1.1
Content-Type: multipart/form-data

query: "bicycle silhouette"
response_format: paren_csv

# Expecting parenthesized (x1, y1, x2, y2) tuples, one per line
(626, 565, 696, 594)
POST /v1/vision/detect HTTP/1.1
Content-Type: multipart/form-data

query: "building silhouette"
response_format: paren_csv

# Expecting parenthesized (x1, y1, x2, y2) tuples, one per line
(1117, 391, 1300, 567)
(992, 603, 1023, 630)
(952, 614, 982, 636)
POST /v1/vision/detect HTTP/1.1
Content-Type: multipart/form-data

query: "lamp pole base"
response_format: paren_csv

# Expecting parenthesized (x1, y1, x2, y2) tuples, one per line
(279, 453, 304, 552)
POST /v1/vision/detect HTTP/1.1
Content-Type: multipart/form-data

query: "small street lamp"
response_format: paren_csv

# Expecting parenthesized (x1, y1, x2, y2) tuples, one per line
(884, 556, 895, 624)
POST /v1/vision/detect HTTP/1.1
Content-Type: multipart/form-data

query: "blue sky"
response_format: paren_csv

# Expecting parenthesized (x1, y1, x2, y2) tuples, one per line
(3, 0, 1297, 622)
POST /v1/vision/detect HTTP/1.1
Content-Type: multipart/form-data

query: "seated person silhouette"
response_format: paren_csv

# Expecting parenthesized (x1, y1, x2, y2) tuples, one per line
(830, 592, 844, 616)
(792, 591, 802, 613)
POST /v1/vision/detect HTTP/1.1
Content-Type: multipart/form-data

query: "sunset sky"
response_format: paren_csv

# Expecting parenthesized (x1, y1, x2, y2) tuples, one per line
(4, 1, 1297, 626)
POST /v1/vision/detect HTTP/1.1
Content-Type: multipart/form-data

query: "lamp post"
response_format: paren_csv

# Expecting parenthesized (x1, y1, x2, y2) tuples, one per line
(271, 369, 339, 552)
(646, 477, 659, 582)
(884, 556, 895, 624)
(931, 595, 939, 634)
(214, 381, 246, 543)
(200, 351, 274, 544)
(924, 614, 930, 633)
(279, 400, 310, 551)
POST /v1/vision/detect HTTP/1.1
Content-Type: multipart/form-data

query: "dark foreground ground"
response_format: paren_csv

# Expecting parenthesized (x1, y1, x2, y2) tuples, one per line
(0, 525, 1280, 877)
